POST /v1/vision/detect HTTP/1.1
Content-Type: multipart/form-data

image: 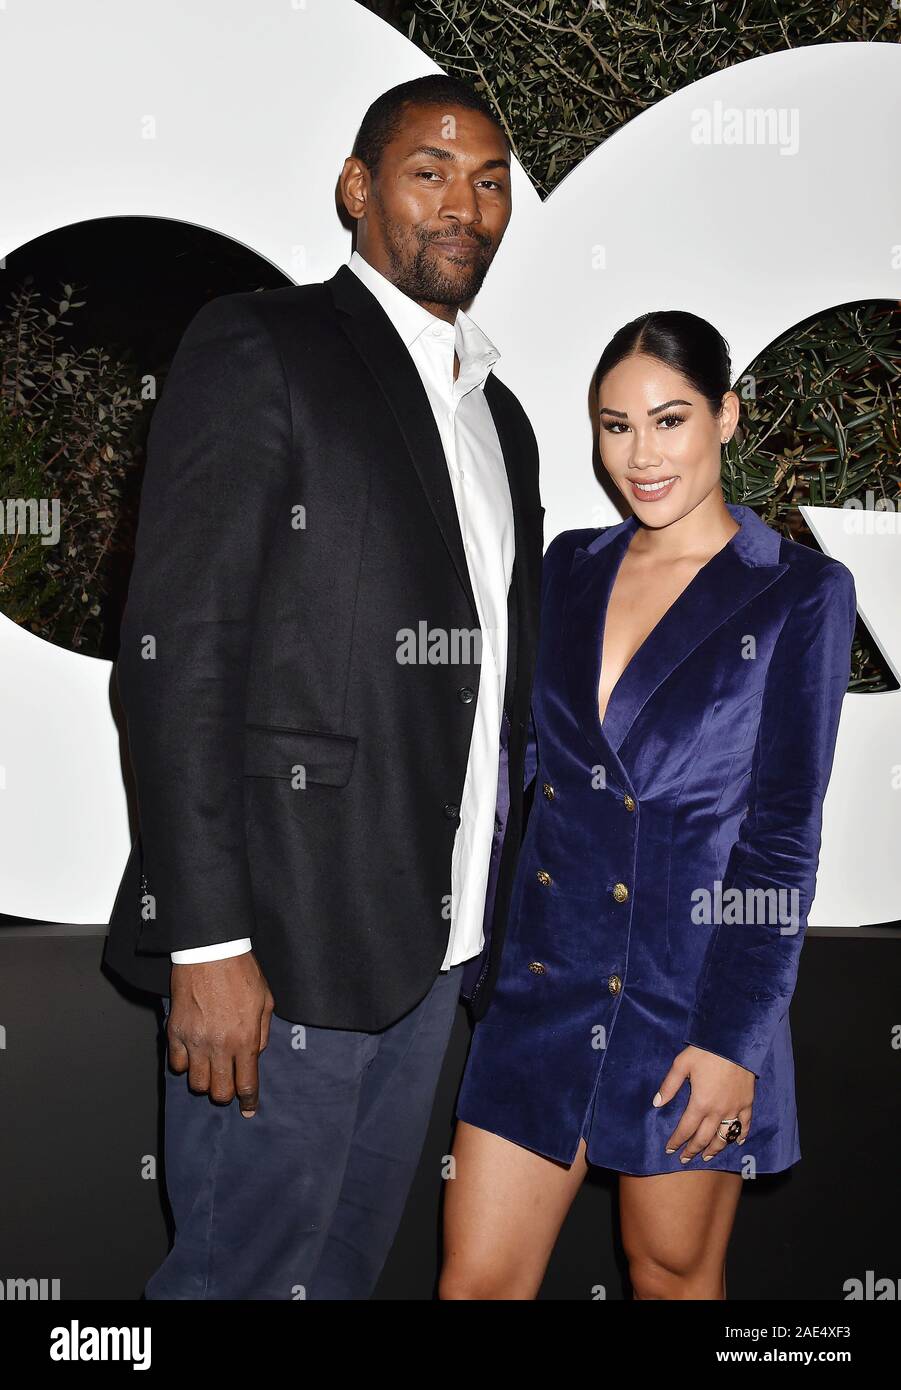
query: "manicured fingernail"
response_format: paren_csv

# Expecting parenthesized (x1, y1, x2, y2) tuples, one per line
(241, 1109, 256, 1118)
(665, 1147, 675, 1154)
(680, 1155, 691, 1163)
(703, 1155, 713, 1162)
(652, 1092, 663, 1107)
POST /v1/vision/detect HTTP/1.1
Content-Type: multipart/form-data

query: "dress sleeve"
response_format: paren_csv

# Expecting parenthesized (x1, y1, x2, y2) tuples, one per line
(684, 560, 857, 1076)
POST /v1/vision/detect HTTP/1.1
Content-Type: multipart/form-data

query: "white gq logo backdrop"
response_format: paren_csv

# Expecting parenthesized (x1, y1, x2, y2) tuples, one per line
(0, 0, 899, 929)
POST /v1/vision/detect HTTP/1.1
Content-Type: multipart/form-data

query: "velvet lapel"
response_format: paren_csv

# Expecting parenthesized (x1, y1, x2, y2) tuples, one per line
(562, 502, 789, 782)
(329, 263, 477, 623)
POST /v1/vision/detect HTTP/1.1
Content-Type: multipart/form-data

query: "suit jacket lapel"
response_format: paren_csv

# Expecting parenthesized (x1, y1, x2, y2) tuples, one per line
(329, 264, 478, 624)
(329, 264, 539, 713)
(563, 503, 789, 779)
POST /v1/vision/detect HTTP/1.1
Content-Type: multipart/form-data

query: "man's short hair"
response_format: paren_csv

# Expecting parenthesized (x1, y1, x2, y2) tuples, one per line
(351, 74, 510, 178)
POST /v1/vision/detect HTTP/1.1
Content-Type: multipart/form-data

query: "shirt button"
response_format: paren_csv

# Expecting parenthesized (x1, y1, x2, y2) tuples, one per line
(623, 794, 636, 812)
(542, 783, 556, 801)
(536, 870, 552, 886)
(608, 974, 623, 995)
(443, 803, 460, 822)
(612, 882, 629, 903)
(457, 686, 475, 704)
(528, 962, 547, 975)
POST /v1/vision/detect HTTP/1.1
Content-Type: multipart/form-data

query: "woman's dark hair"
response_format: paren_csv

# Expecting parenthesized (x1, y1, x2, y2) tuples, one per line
(352, 75, 509, 179)
(592, 310, 733, 418)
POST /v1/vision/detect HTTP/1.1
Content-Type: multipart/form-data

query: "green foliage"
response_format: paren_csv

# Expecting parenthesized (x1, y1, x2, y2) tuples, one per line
(394, 0, 900, 196)
(725, 303, 901, 520)
(724, 300, 901, 691)
(0, 284, 146, 652)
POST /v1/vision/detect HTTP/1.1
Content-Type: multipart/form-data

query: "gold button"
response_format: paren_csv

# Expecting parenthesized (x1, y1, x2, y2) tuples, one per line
(528, 961, 547, 975)
(536, 870, 552, 886)
(623, 794, 636, 812)
(612, 882, 629, 903)
(608, 974, 622, 994)
(542, 783, 556, 801)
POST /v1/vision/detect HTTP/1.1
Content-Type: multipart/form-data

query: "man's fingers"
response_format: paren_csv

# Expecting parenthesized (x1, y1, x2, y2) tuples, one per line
(185, 1050, 212, 1096)
(166, 957, 274, 1113)
(167, 1033, 190, 1074)
(207, 1049, 238, 1105)
(234, 1050, 261, 1117)
(259, 996, 274, 1054)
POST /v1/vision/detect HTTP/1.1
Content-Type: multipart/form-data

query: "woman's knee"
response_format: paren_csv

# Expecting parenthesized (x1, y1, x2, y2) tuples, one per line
(628, 1252, 724, 1300)
(438, 1257, 537, 1301)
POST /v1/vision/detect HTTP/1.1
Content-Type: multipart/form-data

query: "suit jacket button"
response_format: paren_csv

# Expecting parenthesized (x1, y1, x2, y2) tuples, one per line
(444, 803, 460, 821)
(528, 961, 547, 975)
(542, 783, 556, 801)
(612, 882, 629, 903)
(608, 974, 623, 994)
(457, 686, 475, 704)
(623, 794, 636, 812)
(536, 869, 552, 886)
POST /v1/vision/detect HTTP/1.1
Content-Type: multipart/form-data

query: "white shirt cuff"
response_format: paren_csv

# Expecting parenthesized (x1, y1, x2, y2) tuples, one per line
(170, 938, 253, 964)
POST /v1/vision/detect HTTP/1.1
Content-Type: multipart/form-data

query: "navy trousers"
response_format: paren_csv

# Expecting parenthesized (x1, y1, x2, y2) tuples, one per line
(145, 965, 463, 1300)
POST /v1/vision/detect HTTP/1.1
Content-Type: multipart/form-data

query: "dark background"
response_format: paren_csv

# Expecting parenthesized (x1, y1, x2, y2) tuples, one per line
(0, 923, 897, 1300)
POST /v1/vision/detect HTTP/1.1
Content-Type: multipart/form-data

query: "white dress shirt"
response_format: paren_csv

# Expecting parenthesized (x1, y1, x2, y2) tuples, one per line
(172, 251, 514, 971)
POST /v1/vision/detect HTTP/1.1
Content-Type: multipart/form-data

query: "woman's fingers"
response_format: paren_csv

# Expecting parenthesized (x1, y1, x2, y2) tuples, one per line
(697, 1107, 754, 1161)
(666, 1105, 753, 1162)
(664, 1099, 706, 1156)
(653, 1055, 691, 1110)
(676, 1114, 722, 1164)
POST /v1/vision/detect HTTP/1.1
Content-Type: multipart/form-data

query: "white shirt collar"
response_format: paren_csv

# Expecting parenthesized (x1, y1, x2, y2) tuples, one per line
(348, 249, 500, 383)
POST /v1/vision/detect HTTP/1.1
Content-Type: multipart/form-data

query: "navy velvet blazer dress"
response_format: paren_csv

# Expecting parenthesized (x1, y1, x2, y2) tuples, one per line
(456, 502, 857, 1175)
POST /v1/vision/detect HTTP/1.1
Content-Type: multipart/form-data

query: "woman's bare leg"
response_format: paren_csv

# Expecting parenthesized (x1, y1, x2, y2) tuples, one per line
(440, 1121, 590, 1300)
(619, 1169, 743, 1300)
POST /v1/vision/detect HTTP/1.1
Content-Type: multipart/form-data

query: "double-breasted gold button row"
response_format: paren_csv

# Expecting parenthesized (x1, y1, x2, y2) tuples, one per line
(528, 964, 623, 988)
(529, 783, 632, 976)
(542, 784, 636, 814)
(535, 870, 629, 904)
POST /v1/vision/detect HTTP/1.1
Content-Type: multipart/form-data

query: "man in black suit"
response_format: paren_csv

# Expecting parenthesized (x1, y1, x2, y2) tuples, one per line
(104, 73, 543, 1299)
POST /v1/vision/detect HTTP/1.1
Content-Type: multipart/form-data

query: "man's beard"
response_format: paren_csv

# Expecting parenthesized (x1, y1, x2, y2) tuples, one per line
(380, 214, 494, 306)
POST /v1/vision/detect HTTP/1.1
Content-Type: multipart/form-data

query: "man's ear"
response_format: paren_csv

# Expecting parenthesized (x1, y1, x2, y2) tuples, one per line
(339, 155, 369, 223)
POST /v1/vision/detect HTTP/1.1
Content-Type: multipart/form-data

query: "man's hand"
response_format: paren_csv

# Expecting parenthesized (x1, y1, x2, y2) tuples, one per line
(167, 953, 275, 1117)
(652, 1046, 755, 1162)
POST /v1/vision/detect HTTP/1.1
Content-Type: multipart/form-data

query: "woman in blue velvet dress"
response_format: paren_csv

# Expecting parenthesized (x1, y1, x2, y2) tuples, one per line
(442, 311, 856, 1300)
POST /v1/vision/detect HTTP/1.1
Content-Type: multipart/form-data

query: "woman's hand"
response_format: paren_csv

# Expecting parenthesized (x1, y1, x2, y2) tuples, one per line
(653, 1046, 755, 1162)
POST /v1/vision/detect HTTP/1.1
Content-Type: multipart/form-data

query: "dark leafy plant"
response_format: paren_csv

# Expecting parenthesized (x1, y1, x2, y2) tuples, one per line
(723, 300, 901, 692)
(0, 283, 146, 652)
(392, 0, 900, 197)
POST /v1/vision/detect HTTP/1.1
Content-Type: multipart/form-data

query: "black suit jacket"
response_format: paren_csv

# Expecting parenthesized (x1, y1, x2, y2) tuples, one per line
(103, 263, 544, 1029)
